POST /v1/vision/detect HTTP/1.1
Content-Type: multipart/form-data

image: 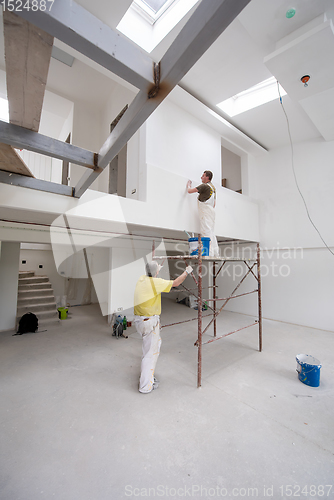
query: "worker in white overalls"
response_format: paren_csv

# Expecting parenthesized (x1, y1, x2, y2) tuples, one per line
(134, 261, 192, 394)
(187, 170, 219, 257)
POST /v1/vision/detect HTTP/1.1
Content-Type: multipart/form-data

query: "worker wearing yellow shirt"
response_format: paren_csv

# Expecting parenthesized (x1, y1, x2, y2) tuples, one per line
(134, 261, 193, 394)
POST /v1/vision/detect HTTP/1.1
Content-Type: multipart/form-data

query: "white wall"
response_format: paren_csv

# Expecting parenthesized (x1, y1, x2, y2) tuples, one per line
(146, 98, 221, 182)
(0, 242, 20, 331)
(0, 163, 260, 244)
(70, 100, 104, 190)
(99, 84, 141, 198)
(17, 90, 74, 184)
(218, 139, 334, 332)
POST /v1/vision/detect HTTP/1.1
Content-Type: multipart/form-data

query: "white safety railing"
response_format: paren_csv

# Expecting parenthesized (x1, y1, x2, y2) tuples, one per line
(17, 149, 62, 184)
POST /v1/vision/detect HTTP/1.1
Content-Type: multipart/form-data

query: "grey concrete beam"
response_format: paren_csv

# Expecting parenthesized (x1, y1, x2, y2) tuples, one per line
(3, 11, 54, 132)
(74, 0, 251, 197)
(7, 0, 154, 90)
(0, 170, 74, 196)
(0, 121, 98, 170)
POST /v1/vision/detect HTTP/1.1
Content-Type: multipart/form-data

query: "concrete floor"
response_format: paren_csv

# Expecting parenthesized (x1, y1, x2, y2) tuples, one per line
(1, 299, 333, 500)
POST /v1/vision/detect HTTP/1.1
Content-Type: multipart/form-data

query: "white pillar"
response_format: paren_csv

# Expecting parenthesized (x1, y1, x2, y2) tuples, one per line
(0, 242, 20, 331)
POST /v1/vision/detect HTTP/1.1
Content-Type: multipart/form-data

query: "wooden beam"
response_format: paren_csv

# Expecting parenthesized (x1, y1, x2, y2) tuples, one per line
(9, 0, 154, 90)
(0, 170, 74, 196)
(74, 0, 251, 197)
(0, 121, 99, 171)
(3, 11, 54, 132)
(0, 143, 34, 177)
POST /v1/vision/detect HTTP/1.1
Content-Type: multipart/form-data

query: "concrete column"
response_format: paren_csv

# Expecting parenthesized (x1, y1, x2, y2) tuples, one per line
(0, 242, 20, 331)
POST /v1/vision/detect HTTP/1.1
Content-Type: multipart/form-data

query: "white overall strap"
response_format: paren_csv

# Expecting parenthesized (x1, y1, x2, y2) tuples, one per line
(208, 182, 216, 207)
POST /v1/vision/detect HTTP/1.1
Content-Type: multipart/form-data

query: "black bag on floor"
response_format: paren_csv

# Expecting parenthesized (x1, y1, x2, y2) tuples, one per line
(16, 312, 39, 335)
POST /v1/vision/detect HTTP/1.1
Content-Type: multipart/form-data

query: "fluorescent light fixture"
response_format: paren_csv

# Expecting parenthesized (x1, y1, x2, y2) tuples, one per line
(0, 97, 9, 122)
(217, 77, 287, 117)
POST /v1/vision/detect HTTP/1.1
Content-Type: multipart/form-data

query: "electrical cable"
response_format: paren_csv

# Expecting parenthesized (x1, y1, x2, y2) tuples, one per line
(277, 81, 334, 257)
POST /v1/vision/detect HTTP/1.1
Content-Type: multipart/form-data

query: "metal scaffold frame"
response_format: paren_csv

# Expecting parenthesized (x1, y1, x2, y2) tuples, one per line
(154, 235, 262, 387)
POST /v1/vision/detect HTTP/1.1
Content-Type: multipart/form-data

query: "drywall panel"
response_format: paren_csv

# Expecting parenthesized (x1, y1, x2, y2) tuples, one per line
(217, 246, 333, 332)
(0, 162, 260, 243)
(70, 101, 102, 190)
(218, 139, 334, 331)
(146, 98, 221, 182)
(299, 87, 334, 142)
(145, 164, 259, 242)
(99, 84, 138, 197)
(0, 242, 20, 331)
(248, 140, 334, 249)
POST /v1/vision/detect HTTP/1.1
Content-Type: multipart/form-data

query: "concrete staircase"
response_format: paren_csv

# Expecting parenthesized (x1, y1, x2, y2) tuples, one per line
(17, 271, 59, 329)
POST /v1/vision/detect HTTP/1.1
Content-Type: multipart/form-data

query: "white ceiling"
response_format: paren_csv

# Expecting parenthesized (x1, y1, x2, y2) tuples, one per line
(0, 0, 333, 151)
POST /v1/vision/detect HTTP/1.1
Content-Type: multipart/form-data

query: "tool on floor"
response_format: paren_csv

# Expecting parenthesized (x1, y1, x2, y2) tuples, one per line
(112, 315, 128, 339)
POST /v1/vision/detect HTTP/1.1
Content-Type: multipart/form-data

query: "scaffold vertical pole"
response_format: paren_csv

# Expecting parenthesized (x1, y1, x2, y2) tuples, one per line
(257, 243, 262, 352)
(197, 234, 203, 388)
(213, 261, 217, 337)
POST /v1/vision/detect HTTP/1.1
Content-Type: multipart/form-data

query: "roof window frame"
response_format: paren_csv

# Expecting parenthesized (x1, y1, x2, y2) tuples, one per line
(132, 0, 177, 25)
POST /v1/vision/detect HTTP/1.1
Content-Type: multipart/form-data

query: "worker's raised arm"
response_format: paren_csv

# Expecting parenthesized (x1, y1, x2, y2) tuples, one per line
(187, 180, 198, 194)
(172, 266, 193, 287)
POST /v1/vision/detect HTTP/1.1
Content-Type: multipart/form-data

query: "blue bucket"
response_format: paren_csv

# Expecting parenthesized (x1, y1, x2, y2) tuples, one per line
(188, 237, 210, 256)
(296, 354, 321, 387)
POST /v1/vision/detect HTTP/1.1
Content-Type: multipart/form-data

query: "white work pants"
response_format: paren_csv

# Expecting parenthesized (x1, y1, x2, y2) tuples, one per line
(197, 200, 219, 257)
(134, 315, 161, 393)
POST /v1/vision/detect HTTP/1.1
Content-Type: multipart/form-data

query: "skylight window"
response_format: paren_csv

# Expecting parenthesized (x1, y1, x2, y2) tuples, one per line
(117, 0, 199, 53)
(133, 0, 176, 24)
(217, 77, 287, 117)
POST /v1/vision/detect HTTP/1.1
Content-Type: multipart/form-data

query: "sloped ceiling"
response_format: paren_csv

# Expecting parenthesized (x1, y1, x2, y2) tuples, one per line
(0, 0, 333, 151)
(180, 0, 334, 149)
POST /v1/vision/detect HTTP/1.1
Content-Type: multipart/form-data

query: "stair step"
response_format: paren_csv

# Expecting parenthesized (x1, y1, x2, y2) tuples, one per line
(19, 276, 49, 285)
(18, 287, 54, 297)
(19, 271, 35, 279)
(17, 295, 55, 305)
(17, 302, 57, 315)
(19, 283, 52, 291)
(16, 271, 58, 329)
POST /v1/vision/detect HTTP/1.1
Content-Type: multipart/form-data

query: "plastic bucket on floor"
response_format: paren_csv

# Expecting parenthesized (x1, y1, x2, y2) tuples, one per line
(296, 354, 321, 387)
(188, 237, 210, 256)
(58, 307, 69, 320)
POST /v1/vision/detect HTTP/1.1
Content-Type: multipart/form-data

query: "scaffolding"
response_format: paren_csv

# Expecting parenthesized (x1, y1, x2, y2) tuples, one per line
(154, 235, 262, 387)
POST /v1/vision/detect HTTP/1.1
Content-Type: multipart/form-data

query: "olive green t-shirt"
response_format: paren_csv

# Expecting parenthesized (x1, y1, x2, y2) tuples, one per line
(196, 183, 213, 202)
